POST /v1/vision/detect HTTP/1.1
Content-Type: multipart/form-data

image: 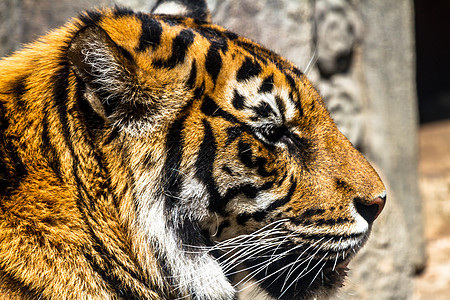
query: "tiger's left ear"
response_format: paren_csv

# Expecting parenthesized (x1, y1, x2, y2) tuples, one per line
(67, 25, 139, 121)
(67, 24, 190, 135)
(151, 0, 211, 23)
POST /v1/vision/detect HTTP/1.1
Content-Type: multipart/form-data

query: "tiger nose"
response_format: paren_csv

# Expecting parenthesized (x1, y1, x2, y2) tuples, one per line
(354, 193, 386, 224)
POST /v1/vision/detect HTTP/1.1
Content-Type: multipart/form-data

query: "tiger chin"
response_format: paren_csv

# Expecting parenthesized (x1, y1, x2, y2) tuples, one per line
(0, 0, 386, 299)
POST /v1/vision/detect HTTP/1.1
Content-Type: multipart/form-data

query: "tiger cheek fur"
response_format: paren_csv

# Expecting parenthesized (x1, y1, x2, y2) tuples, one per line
(0, 1, 385, 300)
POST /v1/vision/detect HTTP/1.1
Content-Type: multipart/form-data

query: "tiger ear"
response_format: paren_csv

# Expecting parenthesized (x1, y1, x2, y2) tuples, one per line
(151, 0, 211, 23)
(67, 25, 137, 119)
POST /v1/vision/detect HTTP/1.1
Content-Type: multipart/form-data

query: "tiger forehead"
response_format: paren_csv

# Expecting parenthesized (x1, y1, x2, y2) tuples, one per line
(91, 9, 307, 121)
(93, 9, 304, 78)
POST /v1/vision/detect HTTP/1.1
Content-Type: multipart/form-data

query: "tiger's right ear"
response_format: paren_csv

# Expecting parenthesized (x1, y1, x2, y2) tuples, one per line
(67, 25, 138, 119)
(151, 0, 211, 23)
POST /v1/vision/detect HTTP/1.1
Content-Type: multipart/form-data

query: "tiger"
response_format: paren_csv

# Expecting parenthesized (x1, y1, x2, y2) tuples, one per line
(0, 0, 386, 299)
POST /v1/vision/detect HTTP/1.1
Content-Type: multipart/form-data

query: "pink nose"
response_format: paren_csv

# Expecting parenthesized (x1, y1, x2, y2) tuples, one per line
(354, 194, 386, 224)
(371, 196, 386, 221)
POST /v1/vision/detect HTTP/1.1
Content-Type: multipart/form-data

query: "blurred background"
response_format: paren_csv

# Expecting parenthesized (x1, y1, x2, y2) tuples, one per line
(0, 0, 448, 299)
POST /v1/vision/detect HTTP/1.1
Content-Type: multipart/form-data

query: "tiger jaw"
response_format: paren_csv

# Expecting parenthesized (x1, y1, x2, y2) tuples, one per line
(202, 220, 368, 300)
(195, 188, 385, 299)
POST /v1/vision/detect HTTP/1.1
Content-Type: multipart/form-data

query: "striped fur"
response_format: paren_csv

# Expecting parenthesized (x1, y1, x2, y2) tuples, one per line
(0, 2, 385, 300)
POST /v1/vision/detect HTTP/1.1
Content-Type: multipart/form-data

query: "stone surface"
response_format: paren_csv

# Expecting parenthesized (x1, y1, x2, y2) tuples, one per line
(0, 0, 23, 58)
(360, 0, 426, 275)
(209, 0, 315, 74)
(413, 120, 450, 300)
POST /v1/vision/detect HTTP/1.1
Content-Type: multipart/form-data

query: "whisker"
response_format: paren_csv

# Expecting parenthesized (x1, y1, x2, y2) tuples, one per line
(280, 236, 330, 290)
(308, 260, 328, 289)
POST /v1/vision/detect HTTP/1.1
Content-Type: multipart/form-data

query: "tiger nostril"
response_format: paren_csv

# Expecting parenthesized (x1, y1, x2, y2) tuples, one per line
(354, 195, 386, 224)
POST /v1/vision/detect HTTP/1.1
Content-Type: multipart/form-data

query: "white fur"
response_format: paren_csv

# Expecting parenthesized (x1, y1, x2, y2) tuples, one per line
(230, 78, 299, 128)
(81, 42, 132, 102)
(152, 1, 189, 16)
(134, 170, 235, 300)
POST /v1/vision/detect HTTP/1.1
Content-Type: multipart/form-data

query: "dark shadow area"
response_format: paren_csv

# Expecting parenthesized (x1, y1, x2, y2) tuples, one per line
(415, 0, 450, 123)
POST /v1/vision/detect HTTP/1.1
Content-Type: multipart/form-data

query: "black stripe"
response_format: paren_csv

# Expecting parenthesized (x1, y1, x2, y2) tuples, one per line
(285, 74, 303, 115)
(51, 61, 73, 148)
(103, 127, 121, 145)
(51, 60, 101, 206)
(112, 6, 135, 17)
(236, 57, 262, 81)
(233, 40, 269, 65)
(224, 183, 259, 200)
(234, 39, 304, 76)
(258, 74, 274, 93)
(78, 9, 103, 26)
(193, 23, 238, 41)
(83, 251, 142, 300)
(231, 89, 245, 110)
(237, 140, 276, 177)
(195, 119, 223, 212)
(0, 77, 28, 196)
(290, 66, 304, 77)
(216, 220, 230, 237)
(0, 102, 28, 197)
(163, 114, 188, 208)
(285, 74, 296, 92)
(51, 59, 97, 206)
(117, 45, 136, 66)
(177, 218, 209, 252)
(225, 126, 243, 146)
(285, 134, 314, 168)
(275, 95, 286, 121)
(153, 29, 195, 69)
(41, 110, 63, 182)
(226, 181, 276, 225)
(252, 102, 273, 118)
(205, 42, 223, 84)
(300, 208, 326, 218)
(10, 75, 28, 108)
(186, 59, 197, 89)
(234, 179, 287, 225)
(312, 217, 351, 226)
(224, 30, 239, 40)
(159, 15, 184, 26)
(236, 212, 251, 225)
(136, 15, 163, 52)
(221, 165, 235, 176)
(266, 178, 297, 211)
(277, 171, 288, 187)
(237, 140, 253, 168)
(0, 267, 48, 300)
(193, 81, 205, 99)
(194, 25, 222, 39)
(201, 95, 239, 123)
(74, 77, 105, 130)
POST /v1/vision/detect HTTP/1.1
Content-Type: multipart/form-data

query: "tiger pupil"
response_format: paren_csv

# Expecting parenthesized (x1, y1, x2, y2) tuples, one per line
(261, 125, 286, 142)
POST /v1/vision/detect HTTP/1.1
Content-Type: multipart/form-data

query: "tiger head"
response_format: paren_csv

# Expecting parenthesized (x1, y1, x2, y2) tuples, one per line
(1, 1, 385, 299)
(66, 2, 386, 299)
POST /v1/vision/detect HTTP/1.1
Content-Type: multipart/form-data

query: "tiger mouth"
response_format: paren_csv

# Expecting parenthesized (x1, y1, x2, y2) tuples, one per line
(335, 258, 351, 273)
(210, 220, 371, 299)
(225, 240, 364, 300)
(236, 251, 355, 300)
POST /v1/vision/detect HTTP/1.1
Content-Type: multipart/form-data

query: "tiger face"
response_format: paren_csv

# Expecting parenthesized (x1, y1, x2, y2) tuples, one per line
(0, 1, 385, 300)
